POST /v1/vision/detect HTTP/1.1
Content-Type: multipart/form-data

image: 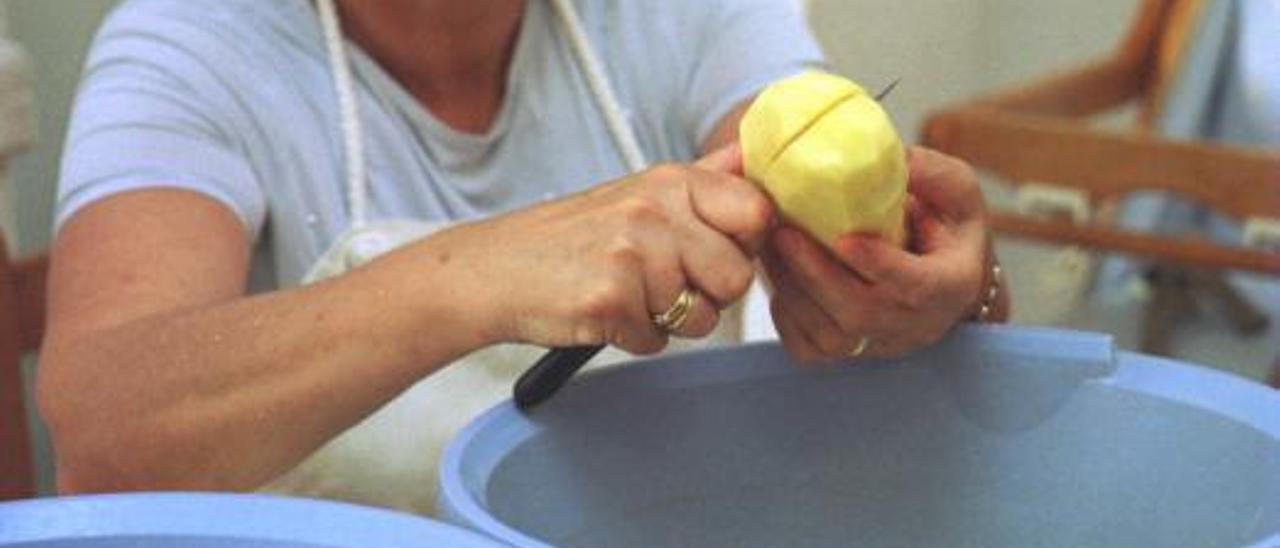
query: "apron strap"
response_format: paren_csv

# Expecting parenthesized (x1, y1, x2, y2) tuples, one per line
(316, 0, 369, 229)
(546, 0, 650, 173)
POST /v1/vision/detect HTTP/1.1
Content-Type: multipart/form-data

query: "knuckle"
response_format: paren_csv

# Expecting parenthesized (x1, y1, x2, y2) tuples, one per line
(646, 163, 690, 186)
(571, 323, 608, 347)
(647, 163, 681, 178)
(617, 195, 667, 225)
(953, 156, 978, 180)
(577, 280, 630, 324)
(948, 159, 980, 193)
(603, 234, 644, 265)
(715, 264, 755, 303)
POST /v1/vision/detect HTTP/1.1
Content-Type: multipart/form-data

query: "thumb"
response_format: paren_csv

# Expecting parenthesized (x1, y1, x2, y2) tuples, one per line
(695, 142, 744, 176)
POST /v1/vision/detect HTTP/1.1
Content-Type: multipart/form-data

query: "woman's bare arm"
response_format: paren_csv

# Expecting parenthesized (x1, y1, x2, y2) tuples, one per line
(39, 152, 772, 493)
(39, 189, 489, 493)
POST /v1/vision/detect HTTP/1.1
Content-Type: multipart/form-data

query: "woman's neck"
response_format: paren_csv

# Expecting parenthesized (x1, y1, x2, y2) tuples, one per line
(335, 0, 526, 133)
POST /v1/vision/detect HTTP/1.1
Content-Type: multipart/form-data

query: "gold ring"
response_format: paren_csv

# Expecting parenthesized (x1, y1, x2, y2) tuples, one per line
(653, 288, 697, 332)
(847, 335, 871, 358)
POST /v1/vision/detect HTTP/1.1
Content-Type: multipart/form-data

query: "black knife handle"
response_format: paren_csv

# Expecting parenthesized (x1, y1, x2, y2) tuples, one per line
(514, 345, 605, 411)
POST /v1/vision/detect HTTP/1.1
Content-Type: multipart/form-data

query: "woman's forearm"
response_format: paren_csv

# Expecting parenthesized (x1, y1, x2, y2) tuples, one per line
(39, 155, 775, 493)
(38, 248, 490, 494)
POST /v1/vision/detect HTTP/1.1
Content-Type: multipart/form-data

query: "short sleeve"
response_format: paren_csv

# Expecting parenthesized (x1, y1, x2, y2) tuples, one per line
(56, 4, 266, 240)
(681, 0, 827, 145)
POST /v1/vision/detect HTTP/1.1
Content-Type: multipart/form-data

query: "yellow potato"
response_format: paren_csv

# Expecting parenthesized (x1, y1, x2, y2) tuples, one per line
(740, 71, 908, 249)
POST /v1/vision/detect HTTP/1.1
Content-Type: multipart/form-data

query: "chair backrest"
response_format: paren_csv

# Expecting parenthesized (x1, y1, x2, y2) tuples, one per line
(0, 228, 46, 500)
(1131, 0, 1209, 128)
(922, 0, 1280, 274)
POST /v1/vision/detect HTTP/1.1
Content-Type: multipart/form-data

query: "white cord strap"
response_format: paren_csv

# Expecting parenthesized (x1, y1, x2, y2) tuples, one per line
(546, 0, 649, 173)
(316, 0, 369, 228)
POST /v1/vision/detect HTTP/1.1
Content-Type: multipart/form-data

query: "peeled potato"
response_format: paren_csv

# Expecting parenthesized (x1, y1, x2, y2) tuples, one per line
(740, 71, 908, 249)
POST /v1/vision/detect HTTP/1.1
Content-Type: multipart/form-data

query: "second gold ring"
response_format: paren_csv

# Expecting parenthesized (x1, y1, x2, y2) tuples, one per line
(653, 288, 698, 333)
(847, 335, 872, 358)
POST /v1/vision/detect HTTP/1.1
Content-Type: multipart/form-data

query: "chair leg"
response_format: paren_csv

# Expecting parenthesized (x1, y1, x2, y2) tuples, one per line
(0, 289, 35, 499)
(1141, 265, 1197, 356)
(0, 364, 34, 500)
(0, 229, 36, 500)
(1188, 269, 1270, 335)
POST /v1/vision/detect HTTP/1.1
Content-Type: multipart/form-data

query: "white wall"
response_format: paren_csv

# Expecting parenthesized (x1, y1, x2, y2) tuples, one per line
(808, 0, 1142, 143)
(0, 0, 34, 249)
(980, 0, 1143, 86)
(809, 0, 988, 142)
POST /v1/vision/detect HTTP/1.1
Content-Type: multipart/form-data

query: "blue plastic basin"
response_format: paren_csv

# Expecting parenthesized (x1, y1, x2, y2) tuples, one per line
(0, 492, 504, 547)
(440, 325, 1280, 547)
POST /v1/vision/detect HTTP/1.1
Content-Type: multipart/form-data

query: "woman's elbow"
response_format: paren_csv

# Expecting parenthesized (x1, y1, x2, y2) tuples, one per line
(38, 373, 120, 493)
(37, 353, 156, 494)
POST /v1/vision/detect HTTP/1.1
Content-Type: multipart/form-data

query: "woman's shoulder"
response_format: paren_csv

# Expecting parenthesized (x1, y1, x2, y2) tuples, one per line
(70, 0, 335, 171)
(83, 0, 329, 104)
(105, 0, 284, 29)
(95, 0, 318, 60)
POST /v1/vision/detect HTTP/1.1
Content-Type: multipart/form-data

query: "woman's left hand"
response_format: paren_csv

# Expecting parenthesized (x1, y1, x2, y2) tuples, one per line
(762, 146, 1004, 362)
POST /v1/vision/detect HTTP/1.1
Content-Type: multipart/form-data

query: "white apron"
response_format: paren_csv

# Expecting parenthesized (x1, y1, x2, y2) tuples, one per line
(258, 0, 739, 515)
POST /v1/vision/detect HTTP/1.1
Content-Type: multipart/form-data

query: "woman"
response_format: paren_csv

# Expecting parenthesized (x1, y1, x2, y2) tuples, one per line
(38, 0, 1006, 514)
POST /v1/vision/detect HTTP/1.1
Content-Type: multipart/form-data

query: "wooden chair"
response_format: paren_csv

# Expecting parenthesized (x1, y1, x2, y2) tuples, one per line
(0, 229, 46, 499)
(1, 30, 43, 498)
(922, 0, 1280, 386)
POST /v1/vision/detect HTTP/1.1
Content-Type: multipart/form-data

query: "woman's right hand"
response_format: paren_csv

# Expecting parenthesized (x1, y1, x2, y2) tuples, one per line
(409, 145, 773, 355)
